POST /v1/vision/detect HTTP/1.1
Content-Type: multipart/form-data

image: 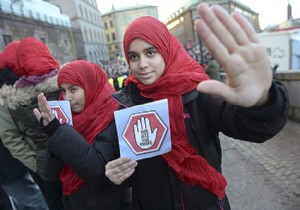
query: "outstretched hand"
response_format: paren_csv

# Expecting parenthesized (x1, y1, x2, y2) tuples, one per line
(33, 92, 55, 126)
(195, 3, 272, 107)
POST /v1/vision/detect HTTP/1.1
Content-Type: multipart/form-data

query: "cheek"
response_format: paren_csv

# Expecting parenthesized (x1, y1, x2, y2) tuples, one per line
(129, 64, 138, 74)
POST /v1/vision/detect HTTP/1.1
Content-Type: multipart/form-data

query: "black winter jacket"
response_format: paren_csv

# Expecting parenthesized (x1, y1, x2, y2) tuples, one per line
(0, 138, 27, 185)
(112, 80, 289, 210)
(42, 120, 131, 210)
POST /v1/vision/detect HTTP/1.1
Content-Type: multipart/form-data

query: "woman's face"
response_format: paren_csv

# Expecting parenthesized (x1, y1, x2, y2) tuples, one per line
(128, 39, 166, 85)
(60, 84, 85, 113)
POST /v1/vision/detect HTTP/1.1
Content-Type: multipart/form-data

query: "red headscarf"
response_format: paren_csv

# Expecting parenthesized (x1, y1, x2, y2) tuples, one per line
(123, 16, 226, 198)
(17, 37, 59, 76)
(57, 60, 119, 195)
(0, 41, 24, 76)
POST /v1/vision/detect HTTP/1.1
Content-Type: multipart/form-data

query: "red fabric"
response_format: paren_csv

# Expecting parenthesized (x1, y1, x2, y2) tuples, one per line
(57, 60, 119, 195)
(17, 37, 59, 76)
(123, 16, 227, 198)
(0, 41, 24, 76)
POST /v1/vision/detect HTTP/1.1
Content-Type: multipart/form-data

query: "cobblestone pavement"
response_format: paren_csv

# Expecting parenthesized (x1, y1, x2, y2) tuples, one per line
(220, 120, 300, 210)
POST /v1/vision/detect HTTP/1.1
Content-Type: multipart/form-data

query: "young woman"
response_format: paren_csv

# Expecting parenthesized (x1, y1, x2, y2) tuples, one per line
(105, 3, 289, 210)
(34, 60, 131, 210)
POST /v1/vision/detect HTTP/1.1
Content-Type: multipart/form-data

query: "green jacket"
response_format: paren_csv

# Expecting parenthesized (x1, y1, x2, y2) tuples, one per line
(0, 75, 59, 175)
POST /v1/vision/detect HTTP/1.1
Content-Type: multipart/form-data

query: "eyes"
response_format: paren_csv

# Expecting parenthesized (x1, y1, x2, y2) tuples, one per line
(60, 86, 79, 94)
(128, 48, 158, 61)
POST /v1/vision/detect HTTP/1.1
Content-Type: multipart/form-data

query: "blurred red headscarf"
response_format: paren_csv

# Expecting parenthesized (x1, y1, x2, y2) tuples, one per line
(57, 60, 119, 195)
(17, 37, 59, 76)
(123, 16, 226, 198)
(14, 37, 60, 88)
(0, 41, 24, 76)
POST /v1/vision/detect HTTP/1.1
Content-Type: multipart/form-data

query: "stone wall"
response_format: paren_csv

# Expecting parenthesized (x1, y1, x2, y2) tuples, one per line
(220, 71, 300, 122)
(275, 71, 300, 122)
(0, 13, 85, 65)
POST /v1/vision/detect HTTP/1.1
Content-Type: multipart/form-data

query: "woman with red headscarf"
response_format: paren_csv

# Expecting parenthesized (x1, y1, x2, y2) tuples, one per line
(0, 40, 50, 210)
(0, 36, 64, 210)
(105, 3, 289, 210)
(34, 60, 132, 210)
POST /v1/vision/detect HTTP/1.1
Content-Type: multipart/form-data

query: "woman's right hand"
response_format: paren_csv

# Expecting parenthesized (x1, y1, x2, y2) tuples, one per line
(105, 157, 138, 185)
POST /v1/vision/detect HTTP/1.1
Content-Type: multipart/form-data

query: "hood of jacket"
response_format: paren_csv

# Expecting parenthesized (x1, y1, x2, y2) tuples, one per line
(0, 75, 59, 110)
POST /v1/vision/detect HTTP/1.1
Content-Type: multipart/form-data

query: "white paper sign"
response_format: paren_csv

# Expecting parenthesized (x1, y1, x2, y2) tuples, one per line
(114, 99, 171, 160)
(48, 101, 73, 126)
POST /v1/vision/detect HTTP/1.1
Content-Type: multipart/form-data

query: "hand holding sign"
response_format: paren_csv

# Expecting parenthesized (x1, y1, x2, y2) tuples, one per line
(34, 93, 72, 126)
(134, 117, 158, 149)
(114, 99, 171, 160)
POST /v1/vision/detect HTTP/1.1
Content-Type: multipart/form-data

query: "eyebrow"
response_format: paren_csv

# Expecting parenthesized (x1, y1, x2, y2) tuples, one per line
(60, 84, 76, 91)
(128, 47, 156, 55)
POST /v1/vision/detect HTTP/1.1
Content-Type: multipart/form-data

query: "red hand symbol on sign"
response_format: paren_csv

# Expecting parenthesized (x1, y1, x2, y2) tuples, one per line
(50, 106, 68, 124)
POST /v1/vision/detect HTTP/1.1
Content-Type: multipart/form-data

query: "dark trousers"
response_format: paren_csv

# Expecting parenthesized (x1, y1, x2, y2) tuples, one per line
(29, 171, 64, 210)
(0, 187, 13, 210)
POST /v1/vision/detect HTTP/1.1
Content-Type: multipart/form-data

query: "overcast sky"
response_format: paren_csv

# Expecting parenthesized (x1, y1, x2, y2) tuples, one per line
(96, 0, 300, 28)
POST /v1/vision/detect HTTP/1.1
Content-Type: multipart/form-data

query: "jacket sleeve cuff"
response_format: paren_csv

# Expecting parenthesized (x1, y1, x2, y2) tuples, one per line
(42, 118, 61, 137)
(235, 80, 288, 123)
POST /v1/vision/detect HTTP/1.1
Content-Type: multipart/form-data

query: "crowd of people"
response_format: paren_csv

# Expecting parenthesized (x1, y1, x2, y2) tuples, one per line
(0, 2, 289, 210)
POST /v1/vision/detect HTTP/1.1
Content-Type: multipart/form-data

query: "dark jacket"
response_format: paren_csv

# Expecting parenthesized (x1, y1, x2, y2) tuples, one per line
(0, 138, 27, 185)
(112, 80, 289, 210)
(42, 120, 131, 210)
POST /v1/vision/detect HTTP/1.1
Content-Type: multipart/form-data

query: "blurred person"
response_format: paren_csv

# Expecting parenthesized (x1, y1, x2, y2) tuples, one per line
(0, 44, 49, 210)
(33, 60, 131, 210)
(205, 57, 222, 81)
(0, 37, 64, 210)
(104, 3, 289, 210)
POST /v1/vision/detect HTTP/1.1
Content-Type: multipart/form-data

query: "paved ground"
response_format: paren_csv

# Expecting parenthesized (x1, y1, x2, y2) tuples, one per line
(221, 119, 300, 210)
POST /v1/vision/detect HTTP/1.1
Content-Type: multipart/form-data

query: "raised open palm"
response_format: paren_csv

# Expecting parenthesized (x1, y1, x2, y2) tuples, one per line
(195, 3, 272, 107)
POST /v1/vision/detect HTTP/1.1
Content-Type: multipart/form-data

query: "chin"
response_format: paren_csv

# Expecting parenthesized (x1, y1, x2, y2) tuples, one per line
(141, 79, 155, 86)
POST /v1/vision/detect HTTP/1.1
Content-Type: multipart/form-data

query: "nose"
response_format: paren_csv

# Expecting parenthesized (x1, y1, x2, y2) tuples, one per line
(139, 56, 149, 69)
(63, 91, 72, 101)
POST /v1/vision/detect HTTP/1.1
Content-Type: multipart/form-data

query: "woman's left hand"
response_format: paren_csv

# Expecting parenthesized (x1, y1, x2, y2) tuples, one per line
(195, 3, 272, 107)
(33, 92, 55, 126)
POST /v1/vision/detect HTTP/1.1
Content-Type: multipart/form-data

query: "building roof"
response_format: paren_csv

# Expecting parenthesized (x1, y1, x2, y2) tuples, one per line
(101, 4, 157, 16)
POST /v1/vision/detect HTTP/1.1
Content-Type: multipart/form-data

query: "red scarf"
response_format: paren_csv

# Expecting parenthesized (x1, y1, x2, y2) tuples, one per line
(124, 16, 227, 198)
(0, 41, 23, 76)
(17, 37, 60, 76)
(57, 60, 119, 195)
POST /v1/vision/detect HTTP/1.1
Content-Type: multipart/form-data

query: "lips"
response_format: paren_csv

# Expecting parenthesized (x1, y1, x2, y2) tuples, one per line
(138, 72, 152, 79)
(71, 104, 77, 109)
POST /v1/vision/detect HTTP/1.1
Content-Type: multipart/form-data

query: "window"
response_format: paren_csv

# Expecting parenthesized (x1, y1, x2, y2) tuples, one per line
(3, 35, 12, 45)
(79, 5, 83, 17)
(112, 33, 116, 41)
(106, 34, 110, 42)
(40, 37, 46, 43)
(104, 22, 108, 30)
(110, 20, 113, 28)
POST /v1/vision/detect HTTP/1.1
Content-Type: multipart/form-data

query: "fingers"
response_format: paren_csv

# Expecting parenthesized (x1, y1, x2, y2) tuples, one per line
(36, 92, 54, 125)
(33, 108, 42, 121)
(231, 12, 260, 43)
(105, 158, 137, 185)
(195, 3, 257, 68)
(195, 9, 229, 66)
(196, 3, 238, 53)
(211, 5, 249, 46)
